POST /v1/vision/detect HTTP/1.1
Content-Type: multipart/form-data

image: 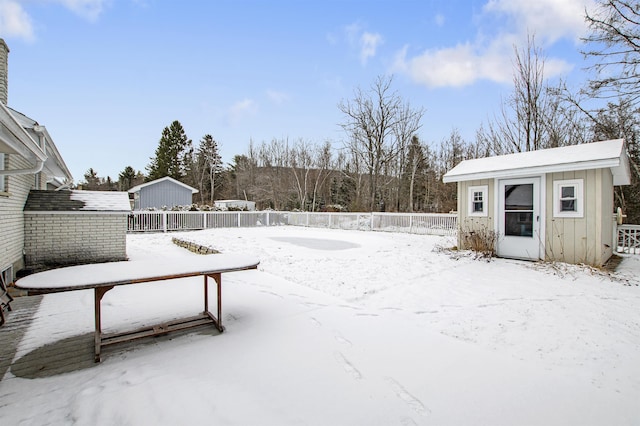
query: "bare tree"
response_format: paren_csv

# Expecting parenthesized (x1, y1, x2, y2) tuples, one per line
(339, 75, 424, 211)
(583, 0, 640, 105)
(290, 139, 313, 210)
(310, 141, 334, 211)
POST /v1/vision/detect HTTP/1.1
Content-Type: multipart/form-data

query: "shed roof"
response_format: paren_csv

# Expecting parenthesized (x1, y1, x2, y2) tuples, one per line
(24, 190, 131, 212)
(442, 139, 631, 185)
(128, 176, 199, 194)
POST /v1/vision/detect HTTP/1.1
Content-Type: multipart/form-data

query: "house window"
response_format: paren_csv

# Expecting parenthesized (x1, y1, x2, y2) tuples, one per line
(0, 153, 5, 192)
(553, 179, 583, 218)
(468, 185, 488, 217)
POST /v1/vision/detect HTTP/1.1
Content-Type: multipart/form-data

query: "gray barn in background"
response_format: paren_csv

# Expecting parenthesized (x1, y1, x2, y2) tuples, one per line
(128, 176, 198, 210)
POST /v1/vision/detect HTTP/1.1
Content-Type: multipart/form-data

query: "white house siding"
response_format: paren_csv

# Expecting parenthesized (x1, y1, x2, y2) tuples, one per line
(457, 179, 495, 250)
(23, 213, 127, 270)
(0, 154, 36, 279)
(545, 169, 613, 266)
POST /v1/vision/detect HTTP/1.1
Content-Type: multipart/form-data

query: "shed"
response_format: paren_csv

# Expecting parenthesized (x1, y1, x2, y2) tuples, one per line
(214, 199, 256, 211)
(23, 190, 131, 271)
(442, 139, 631, 266)
(128, 176, 198, 210)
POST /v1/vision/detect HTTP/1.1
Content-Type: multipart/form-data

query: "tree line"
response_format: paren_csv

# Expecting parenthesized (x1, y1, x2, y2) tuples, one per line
(79, 0, 640, 222)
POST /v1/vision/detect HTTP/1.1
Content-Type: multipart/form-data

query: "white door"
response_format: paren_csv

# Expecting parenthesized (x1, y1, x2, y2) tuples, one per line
(497, 177, 541, 260)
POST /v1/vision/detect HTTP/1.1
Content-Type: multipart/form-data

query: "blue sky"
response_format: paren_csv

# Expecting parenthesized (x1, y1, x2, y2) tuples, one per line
(0, 0, 596, 182)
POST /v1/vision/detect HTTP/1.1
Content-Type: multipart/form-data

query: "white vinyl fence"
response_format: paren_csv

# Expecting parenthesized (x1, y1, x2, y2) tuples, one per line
(128, 211, 458, 236)
(618, 224, 640, 254)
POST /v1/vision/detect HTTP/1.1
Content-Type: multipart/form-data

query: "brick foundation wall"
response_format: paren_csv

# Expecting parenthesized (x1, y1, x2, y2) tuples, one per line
(24, 213, 127, 270)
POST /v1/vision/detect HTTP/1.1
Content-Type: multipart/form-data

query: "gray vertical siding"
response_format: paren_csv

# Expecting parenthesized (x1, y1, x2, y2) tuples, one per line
(139, 180, 193, 209)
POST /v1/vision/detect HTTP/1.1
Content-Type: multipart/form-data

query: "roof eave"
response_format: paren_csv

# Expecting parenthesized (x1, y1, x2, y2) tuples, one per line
(443, 158, 624, 183)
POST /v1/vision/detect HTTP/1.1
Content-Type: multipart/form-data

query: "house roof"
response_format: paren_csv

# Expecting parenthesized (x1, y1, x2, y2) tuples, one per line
(0, 102, 47, 162)
(0, 103, 73, 183)
(8, 107, 73, 182)
(24, 190, 131, 212)
(128, 176, 199, 194)
(442, 139, 631, 185)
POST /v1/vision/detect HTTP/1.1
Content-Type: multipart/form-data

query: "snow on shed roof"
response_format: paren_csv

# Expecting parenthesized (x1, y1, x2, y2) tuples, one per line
(24, 190, 131, 212)
(128, 176, 199, 193)
(443, 139, 631, 185)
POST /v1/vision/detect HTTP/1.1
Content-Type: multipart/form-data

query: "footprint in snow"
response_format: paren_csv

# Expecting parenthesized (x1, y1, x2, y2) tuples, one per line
(334, 352, 362, 380)
(334, 332, 352, 346)
(385, 377, 430, 416)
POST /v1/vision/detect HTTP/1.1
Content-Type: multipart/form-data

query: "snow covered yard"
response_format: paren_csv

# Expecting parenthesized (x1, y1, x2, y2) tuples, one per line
(1, 226, 640, 425)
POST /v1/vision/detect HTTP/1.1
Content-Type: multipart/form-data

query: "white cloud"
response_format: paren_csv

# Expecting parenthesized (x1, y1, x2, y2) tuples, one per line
(343, 22, 382, 66)
(0, 0, 35, 41)
(434, 13, 445, 27)
(360, 31, 382, 65)
(0, 0, 108, 41)
(56, 0, 109, 21)
(394, 0, 588, 88)
(266, 89, 290, 105)
(228, 98, 257, 126)
(484, 0, 595, 43)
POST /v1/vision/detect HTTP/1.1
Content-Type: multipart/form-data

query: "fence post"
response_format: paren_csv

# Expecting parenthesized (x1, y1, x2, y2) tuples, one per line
(203, 212, 207, 230)
(162, 212, 167, 233)
(238, 212, 241, 227)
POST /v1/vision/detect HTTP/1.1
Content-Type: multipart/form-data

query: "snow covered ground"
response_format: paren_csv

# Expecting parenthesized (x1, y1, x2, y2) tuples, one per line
(2, 226, 640, 425)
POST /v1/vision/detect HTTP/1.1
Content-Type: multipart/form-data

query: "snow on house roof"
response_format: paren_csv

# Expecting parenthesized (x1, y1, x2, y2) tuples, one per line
(24, 190, 131, 212)
(128, 176, 199, 193)
(442, 139, 631, 185)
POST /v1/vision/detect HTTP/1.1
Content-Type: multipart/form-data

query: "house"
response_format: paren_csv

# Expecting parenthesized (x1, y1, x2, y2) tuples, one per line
(442, 139, 631, 266)
(0, 39, 73, 285)
(128, 176, 198, 210)
(214, 199, 256, 211)
(23, 190, 131, 271)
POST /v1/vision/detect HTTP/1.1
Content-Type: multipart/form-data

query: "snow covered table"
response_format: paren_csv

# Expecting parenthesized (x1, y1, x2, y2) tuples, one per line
(15, 254, 260, 362)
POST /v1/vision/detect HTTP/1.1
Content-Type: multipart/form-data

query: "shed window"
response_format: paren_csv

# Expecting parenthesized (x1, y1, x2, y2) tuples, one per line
(468, 185, 488, 217)
(553, 179, 583, 218)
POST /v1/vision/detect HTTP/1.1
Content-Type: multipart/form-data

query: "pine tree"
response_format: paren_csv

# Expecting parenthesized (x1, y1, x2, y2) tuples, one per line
(118, 166, 137, 191)
(194, 134, 224, 204)
(82, 168, 102, 190)
(146, 120, 193, 181)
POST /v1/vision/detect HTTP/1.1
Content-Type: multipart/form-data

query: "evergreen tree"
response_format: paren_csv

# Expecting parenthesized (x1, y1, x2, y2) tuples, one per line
(118, 166, 137, 191)
(146, 120, 193, 181)
(195, 134, 224, 204)
(82, 168, 102, 190)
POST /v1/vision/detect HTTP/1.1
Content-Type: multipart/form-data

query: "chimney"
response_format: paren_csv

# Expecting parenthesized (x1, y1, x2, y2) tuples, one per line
(0, 39, 8, 105)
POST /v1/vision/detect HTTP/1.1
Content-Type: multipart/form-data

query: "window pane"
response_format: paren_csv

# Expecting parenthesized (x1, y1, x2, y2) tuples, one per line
(505, 211, 533, 237)
(561, 186, 575, 199)
(473, 191, 483, 202)
(561, 199, 575, 212)
(505, 184, 533, 211)
(473, 201, 483, 212)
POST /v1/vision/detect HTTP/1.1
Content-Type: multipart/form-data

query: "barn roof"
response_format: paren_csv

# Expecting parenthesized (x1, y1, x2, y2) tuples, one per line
(128, 176, 199, 194)
(442, 139, 631, 185)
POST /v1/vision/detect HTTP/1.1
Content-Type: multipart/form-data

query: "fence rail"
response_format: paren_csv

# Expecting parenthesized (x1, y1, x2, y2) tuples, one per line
(127, 211, 458, 236)
(127, 211, 639, 253)
(618, 224, 640, 254)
